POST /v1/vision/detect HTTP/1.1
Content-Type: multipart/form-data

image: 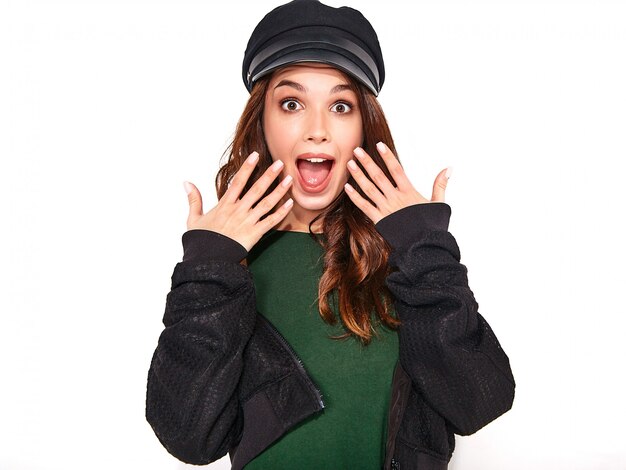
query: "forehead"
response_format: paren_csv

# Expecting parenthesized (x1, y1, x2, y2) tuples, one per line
(268, 63, 352, 87)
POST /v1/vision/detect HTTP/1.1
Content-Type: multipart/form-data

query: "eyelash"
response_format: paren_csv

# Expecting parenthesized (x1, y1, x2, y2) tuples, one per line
(279, 99, 354, 114)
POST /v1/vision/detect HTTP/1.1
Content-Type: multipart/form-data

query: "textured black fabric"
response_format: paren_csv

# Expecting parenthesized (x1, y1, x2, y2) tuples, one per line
(145, 260, 254, 464)
(385, 363, 412, 470)
(146, 202, 515, 468)
(393, 440, 449, 470)
(385, 227, 515, 439)
(375, 202, 452, 251)
(182, 229, 247, 263)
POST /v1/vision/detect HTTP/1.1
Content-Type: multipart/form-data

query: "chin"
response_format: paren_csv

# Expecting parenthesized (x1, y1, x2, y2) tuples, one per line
(291, 184, 342, 212)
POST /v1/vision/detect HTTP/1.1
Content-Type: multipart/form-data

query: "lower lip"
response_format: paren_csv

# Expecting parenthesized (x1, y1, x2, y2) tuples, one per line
(296, 161, 334, 194)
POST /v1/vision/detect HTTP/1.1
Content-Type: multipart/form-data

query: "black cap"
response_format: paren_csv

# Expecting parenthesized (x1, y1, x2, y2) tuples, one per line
(242, 0, 385, 96)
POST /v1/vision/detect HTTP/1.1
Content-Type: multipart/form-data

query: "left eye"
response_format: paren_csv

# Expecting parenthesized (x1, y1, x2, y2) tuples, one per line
(331, 102, 352, 113)
(281, 99, 303, 111)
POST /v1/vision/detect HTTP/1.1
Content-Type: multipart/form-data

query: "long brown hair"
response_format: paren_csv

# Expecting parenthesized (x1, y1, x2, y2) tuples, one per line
(216, 71, 400, 344)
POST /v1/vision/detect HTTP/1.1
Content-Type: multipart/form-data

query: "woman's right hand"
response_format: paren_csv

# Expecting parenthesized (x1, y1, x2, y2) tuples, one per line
(183, 151, 294, 251)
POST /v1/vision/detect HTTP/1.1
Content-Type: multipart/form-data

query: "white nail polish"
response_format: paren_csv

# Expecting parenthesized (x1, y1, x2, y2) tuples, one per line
(445, 167, 453, 179)
(183, 181, 193, 194)
(281, 175, 293, 187)
(247, 152, 259, 164)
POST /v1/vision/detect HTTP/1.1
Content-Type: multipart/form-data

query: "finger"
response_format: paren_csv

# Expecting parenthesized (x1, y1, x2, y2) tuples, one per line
(239, 159, 284, 208)
(223, 151, 260, 204)
(257, 198, 294, 232)
(375, 142, 413, 191)
(184, 181, 203, 217)
(431, 167, 451, 202)
(248, 174, 293, 221)
(344, 183, 381, 223)
(347, 159, 386, 207)
(353, 147, 397, 195)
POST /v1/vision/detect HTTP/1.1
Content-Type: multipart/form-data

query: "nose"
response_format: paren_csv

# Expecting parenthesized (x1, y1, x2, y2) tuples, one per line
(304, 107, 330, 144)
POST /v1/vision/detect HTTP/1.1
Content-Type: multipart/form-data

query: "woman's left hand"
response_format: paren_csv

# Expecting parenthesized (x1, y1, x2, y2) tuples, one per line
(344, 142, 451, 224)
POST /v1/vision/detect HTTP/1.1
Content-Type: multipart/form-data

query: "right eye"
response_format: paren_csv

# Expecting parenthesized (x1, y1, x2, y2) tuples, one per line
(281, 99, 303, 112)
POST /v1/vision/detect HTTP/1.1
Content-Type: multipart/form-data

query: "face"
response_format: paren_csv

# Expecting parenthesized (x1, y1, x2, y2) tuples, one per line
(263, 64, 363, 231)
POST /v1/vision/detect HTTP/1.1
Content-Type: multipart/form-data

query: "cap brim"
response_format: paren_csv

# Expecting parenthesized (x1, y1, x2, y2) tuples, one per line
(250, 49, 379, 96)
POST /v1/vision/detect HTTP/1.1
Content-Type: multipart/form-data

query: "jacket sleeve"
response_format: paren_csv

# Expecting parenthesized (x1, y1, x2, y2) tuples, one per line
(145, 230, 254, 464)
(375, 203, 515, 436)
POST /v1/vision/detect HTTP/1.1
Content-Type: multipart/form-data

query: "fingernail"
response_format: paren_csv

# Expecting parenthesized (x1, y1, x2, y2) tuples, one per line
(183, 181, 193, 194)
(271, 160, 284, 171)
(376, 142, 387, 153)
(281, 175, 293, 187)
(353, 147, 365, 158)
(347, 160, 358, 171)
(247, 151, 259, 164)
(344, 183, 354, 193)
(445, 167, 453, 179)
(283, 198, 293, 208)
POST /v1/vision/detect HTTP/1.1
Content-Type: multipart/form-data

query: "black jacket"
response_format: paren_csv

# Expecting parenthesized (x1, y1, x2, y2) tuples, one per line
(146, 203, 515, 469)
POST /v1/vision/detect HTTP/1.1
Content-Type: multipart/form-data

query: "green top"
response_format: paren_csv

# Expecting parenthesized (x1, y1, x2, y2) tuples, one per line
(245, 230, 399, 469)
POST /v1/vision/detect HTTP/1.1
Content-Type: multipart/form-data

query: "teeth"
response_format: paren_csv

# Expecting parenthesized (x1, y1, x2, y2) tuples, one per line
(306, 158, 327, 163)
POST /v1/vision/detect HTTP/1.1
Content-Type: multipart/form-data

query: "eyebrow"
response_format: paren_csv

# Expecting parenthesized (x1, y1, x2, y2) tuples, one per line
(274, 80, 306, 92)
(329, 84, 353, 94)
(273, 80, 353, 94)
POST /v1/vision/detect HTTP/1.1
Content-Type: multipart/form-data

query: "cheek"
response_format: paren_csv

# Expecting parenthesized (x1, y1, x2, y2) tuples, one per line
(339, 119, 363, 149)
(336, 164, 351, 184)
(263, 113, 298, 160)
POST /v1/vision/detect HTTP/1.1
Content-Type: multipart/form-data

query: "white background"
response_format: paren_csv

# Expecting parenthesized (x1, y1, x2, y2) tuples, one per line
(1, 0, 625, 469)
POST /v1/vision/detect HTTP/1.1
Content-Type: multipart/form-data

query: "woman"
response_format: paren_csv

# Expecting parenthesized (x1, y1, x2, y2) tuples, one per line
(146, 1, 515, 469)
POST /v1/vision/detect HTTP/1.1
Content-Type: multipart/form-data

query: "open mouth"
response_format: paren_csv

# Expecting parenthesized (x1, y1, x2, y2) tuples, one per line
(296, 154, 334, 193)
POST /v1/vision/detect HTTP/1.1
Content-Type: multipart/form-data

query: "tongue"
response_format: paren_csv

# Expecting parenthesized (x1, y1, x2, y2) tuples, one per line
(297, 160, 332, 187)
